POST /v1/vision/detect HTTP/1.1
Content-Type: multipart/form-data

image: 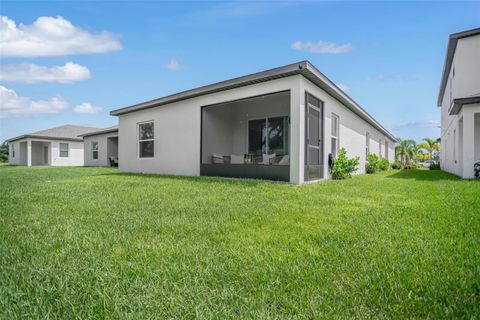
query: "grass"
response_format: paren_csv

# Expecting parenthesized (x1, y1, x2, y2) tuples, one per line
(0, 165, 479, 319)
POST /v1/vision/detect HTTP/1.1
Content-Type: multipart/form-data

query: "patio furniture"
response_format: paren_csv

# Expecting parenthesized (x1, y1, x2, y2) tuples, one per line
(109, 157, 118, 167)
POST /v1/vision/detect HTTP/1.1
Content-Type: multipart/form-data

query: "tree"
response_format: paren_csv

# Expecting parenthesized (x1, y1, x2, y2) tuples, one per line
(0, 142, 8, 163)
(395, 139, 416, 165)
(417, 138, 440, 160)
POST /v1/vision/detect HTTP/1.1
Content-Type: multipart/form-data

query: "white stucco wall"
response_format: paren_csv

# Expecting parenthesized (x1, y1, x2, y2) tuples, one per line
(8, 138, 84, 166)
(299, 77, 396, 180)
(118, 76, 304, 183)
(83, 132, 119, 166)
(440, 34, 480, 178)
(117, 75, 395, 184)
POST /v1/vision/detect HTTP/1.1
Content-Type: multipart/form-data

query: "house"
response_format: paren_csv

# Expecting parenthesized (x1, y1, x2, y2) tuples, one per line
(78, 126, 119, 166)
(437, 28, 480, 178)
(110, 61, 396, 184)
(6, 125, 100, 166)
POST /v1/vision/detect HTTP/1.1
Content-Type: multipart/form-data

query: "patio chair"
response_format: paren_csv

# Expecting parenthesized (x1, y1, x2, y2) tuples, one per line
(109, 157, 118, 167)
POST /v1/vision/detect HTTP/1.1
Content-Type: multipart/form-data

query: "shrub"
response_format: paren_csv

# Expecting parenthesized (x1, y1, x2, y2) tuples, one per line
(332, 148, 360, 180)
(366, 153, 380, 174)
(429, 162, 441, 170)
(379, 158, 390, 171)
(391, 161, 402, 170)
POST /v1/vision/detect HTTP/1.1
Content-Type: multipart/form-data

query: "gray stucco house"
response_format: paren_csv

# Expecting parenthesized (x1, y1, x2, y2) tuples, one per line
(6, 125, 100, 166)
(109, 61, 397, 184)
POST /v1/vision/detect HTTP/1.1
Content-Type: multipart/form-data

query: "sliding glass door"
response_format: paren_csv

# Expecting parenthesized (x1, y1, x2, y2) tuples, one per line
(305, 93, 324, 181)
(248, 116, 289, 156)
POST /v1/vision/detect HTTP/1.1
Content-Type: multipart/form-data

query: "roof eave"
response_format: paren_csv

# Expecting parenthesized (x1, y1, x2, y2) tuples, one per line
(110, 61, 308, 116)
(449, 96, 480, 115)
(6, 135, 84, 143)
(437, 28, 480, 106)
(109, 60, 397, 142)
(78, 128, 119, 138)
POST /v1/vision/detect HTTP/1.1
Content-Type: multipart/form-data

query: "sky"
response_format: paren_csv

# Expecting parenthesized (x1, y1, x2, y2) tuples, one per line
(1, 1, 479, 143)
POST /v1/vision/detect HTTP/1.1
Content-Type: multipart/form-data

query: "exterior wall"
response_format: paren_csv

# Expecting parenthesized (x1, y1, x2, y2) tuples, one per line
(8, 140, 22, 165)
(117, 75, 394, 184)
(299, 77, 396, 181)
(83, 132, 119, 166)
(440, 35, 480, 178)
(118, 76, 303, 183)
(475, 113, 480, 162)
(8, 138, 84, 166)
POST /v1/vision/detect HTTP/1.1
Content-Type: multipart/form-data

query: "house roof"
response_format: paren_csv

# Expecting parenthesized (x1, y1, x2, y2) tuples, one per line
(110, 60, 397, 142)
(449, 95, 480, 115)
(6, 124, 101, 143)
(78, 125, 118, 138)
(437, 27, 480, 106)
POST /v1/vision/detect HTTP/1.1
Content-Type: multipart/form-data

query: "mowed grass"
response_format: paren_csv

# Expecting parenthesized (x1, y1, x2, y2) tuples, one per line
(0, 165, 479, 319)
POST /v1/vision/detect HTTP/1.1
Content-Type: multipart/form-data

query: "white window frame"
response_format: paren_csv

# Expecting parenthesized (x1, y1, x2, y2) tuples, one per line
(138, 121, 154, 159)
(331, 113, 339, 157)
(59, 143, 69, 158)
(11, 143, 15, 158)
(91, 141, 99, 160)
(385, 140, 389, 159)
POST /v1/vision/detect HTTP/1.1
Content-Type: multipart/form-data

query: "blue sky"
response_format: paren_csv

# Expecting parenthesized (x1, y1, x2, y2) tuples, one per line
(1, 1, 479, 143)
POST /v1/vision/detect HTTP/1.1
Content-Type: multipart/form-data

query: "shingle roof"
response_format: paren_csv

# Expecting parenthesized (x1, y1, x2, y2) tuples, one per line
(6, 124, 101, 143)
(110, 60, 397, 142)
(78, 125, 118, 138)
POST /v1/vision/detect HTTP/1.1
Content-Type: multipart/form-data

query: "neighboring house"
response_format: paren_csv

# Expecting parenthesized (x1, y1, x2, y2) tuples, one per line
(110, 61, 396, 184)
(438, 28, 480, 178)
(6, 125, 100, 166)
(79, 126, 119, 166)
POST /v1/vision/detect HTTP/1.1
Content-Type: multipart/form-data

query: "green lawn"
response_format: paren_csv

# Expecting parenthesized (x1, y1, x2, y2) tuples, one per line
(0, 165, 479, 319)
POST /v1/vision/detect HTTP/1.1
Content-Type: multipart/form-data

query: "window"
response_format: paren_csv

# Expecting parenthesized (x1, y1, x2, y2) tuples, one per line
(59, 143, 69, 157)
(331, 113, 339, 157)
(379, 139, 382, 157)
(385, 141, 389, 159)
(91, 141, 99, 160)
(138, 121, 154, 158)
(248, 116, 288, 156)
(11, 144, 15, 158)
(365, 132, 370, 158)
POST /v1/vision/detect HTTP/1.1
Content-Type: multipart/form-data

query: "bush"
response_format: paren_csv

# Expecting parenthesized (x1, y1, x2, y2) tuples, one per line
(429, 162, 441, 170)
(391, 161, 402, 170)
(332, 148, 360, 180)
(366, 153, 380, 174)
(379, 158, 390, 171)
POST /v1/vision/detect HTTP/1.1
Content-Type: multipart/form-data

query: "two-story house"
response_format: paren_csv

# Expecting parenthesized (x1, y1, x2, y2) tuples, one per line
(438, 28, 480, 178)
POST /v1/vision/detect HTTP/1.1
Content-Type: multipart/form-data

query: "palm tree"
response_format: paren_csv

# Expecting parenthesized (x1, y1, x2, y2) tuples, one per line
(417, 138, 440, 160)
(395, 139, 416, 165)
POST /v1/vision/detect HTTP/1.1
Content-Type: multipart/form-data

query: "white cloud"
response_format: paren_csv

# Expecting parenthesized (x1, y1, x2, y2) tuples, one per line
(0, 86, 101, 118)
(73, 103, 102, 114)
(0, 62, 90, 83)
(367, 74, 417, 83)
(165, 59, 182, 70)
(336, 83, 349, 93)
(393, 120, 440, 130)
(0, 16, 122, 57)
(291, 40, 352, 54)
(0, 85, 68, 118)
